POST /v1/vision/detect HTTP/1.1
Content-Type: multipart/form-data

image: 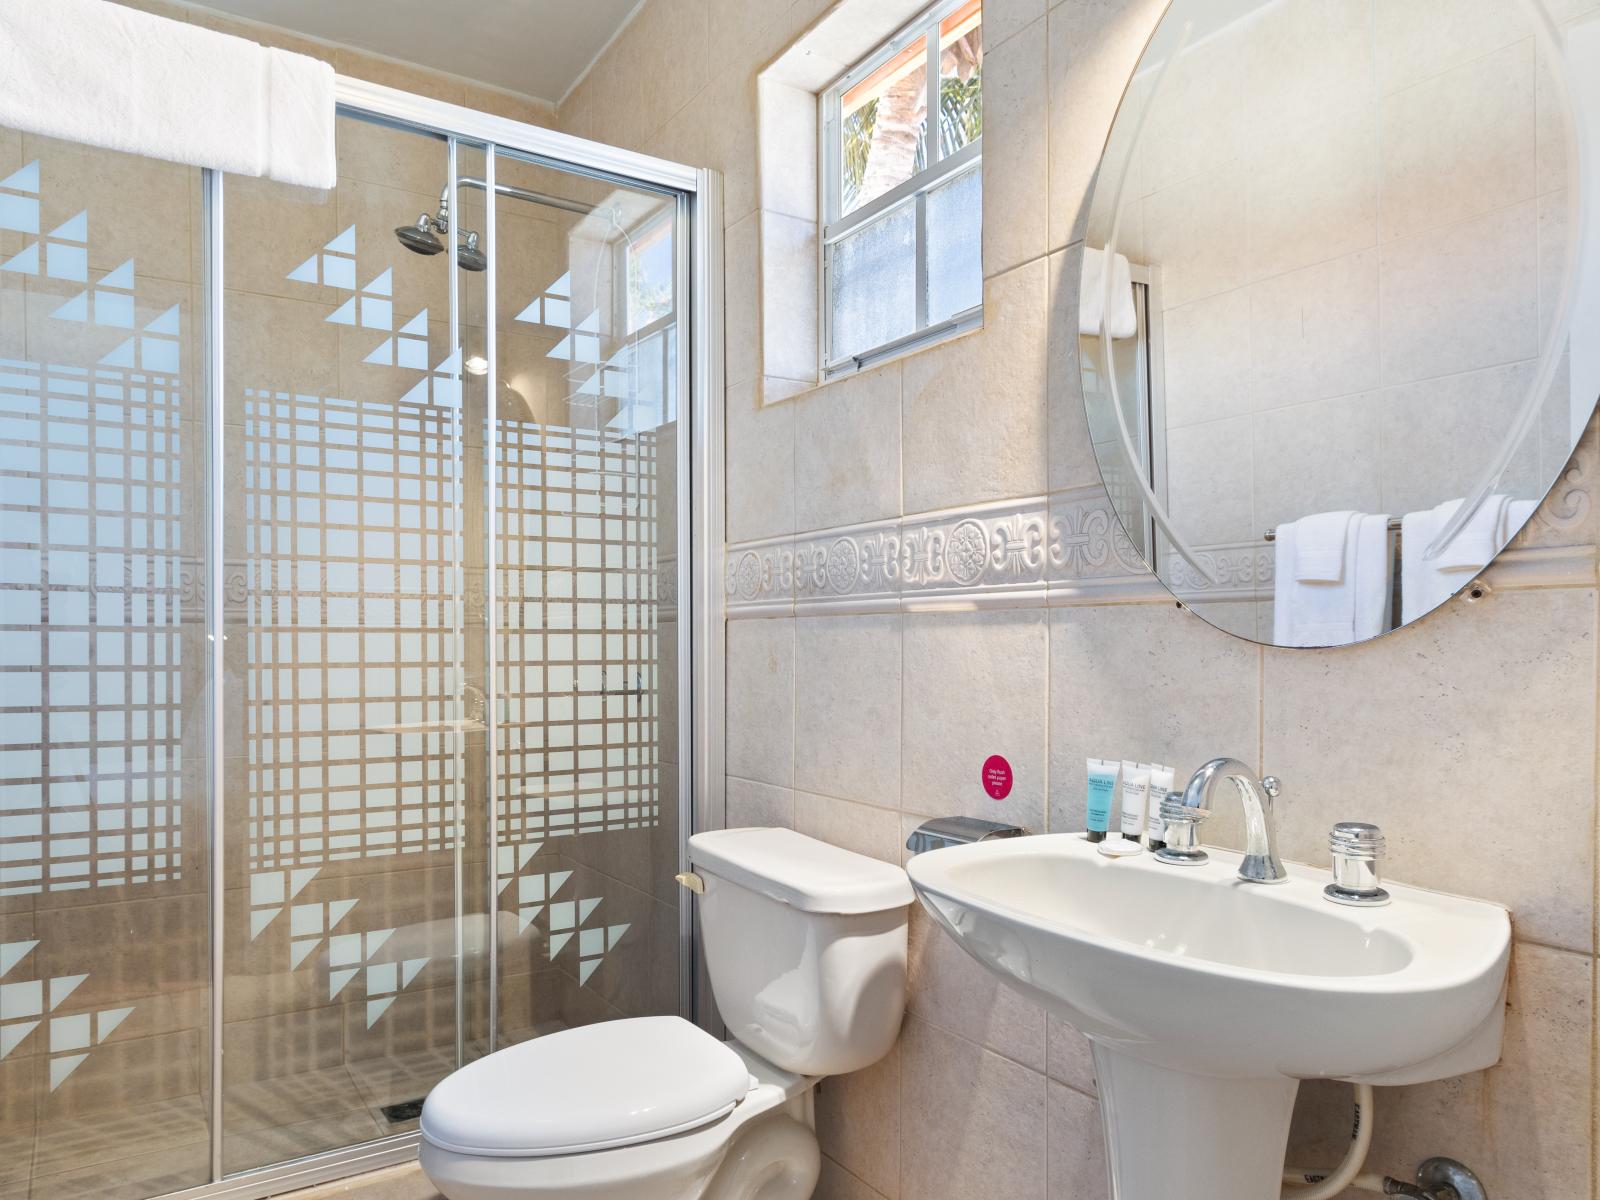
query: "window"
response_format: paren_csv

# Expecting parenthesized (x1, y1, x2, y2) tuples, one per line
(821, 0, 983, 376)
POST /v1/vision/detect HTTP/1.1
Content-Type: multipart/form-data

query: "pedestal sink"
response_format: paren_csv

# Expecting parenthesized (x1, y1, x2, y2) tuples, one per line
(906, 834, 1511, 1200)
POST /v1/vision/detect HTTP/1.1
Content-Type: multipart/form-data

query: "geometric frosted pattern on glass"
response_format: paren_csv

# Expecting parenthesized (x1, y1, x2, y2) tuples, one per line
(925, 166, 981, 324)
(242, 389, 462, 869)
(497, 423, 659, 845)
(0, 358, 187, 896)
(831, 202, 916, 362)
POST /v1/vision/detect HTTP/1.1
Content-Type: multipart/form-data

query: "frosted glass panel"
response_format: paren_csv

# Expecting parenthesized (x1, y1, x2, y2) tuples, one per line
(925, 167, 982, 323)
(831, 203, 916, 362)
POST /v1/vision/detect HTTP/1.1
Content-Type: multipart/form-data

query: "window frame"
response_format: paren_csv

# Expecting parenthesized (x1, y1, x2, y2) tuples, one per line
(819, 0, 984, 380)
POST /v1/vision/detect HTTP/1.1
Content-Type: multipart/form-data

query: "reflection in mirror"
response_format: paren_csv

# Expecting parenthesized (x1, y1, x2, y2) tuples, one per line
(1080, 0, 1597, 647)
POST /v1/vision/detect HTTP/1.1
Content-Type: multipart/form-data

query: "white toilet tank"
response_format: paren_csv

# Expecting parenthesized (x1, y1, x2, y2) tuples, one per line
(687, 827, 914, 1077)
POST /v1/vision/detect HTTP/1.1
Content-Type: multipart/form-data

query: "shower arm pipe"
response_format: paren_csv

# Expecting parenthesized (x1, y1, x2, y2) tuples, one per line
(436, 176, 594, 221)
(1098, 19, 1217, 585)
(1423, 0, 1582, 563)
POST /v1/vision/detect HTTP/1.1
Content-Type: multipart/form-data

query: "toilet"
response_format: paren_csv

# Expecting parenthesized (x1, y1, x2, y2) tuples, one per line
(418, 827, 914, 1200)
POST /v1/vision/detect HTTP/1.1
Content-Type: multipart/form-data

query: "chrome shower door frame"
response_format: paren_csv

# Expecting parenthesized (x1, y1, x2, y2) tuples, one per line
(168, 75, 724, 1200)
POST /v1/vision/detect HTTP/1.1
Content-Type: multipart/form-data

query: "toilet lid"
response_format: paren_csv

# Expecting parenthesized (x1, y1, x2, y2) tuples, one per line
(419, 1016, 752, 1157)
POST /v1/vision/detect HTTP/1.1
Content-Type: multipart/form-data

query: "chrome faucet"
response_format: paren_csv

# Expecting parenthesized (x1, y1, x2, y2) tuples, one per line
(1154, 757, 1288, 884)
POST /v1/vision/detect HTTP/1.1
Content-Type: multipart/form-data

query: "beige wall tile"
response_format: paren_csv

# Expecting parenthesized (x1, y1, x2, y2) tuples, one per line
(726, 380, 795, 543)
(1046, 248, 1104, 490)
(725, 211, 761, 389)
(794, 615, 903, 806)
(794, 791, 903, 863)
(1246, 102, 1379, 283)
(1165, 416, 1256, 546)
(899, 1016, 1048, 1200)
(793, 364, 903, 532)
(1045, 1014, 1096, 1094)
(760, 210, 819, 383)
(981, 21, 1049, 279)
(725, 776, 795, 828)
(1378, 201, 1539, 386)
(1374, 0, 1531, 95)
(726, 618, 795, 788)
(1162, 287, 1253, 429)
(1139, 22, 1251, 197)
(1047, 1080, 1109, 1200)
(901, 609, 1049, 833)
(1251, 392, 1384, 531)
(1049, 603, 1261, 833)
(1242, 0, 1373, 148)
(1143, 160, 1250, 311)
(815, 1156, 891, 1200)
(1249, 250, 1380, 411)
(1263, 588, 1596, 952)
(902, 260, 1049, 514)
(815, 1038, 901, 1198)
(1379, 40, 1536, 243)
(909, 905, 1048, 1071)
(1045, 0, 1166, 251)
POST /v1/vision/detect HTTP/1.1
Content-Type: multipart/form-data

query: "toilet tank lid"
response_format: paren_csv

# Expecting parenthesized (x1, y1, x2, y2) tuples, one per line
(688, 827, 914, 914)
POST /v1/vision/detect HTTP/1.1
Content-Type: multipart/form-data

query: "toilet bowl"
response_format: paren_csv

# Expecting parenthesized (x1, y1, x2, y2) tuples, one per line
(419, 828, 913, 1200)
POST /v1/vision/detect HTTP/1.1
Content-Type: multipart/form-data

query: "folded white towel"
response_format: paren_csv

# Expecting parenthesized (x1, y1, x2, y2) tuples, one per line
(0, 0, 335, 189)
(1428, 493, 1510, 571)
(265, 47, 338, 190)
(1273, 511, 1393, 647)
(1401, 494, 1532, 622)
(1079, 246, 1139, 339)
(1293, 510, 1357, 582)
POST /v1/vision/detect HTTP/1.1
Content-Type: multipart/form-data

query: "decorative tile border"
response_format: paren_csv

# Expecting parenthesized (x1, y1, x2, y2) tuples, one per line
(725, 487, 1163, 616)
(725, 478, 1600, 619)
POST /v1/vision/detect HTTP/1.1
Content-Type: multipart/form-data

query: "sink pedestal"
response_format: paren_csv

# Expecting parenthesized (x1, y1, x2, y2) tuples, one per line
(1093, 1045, 1299, 1200)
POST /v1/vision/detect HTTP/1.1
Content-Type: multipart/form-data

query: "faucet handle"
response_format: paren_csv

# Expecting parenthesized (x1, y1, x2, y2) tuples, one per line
(1323, 821, 1390, 906)
(1154, 792, 1209, 867)
(1261, 776, 1281, 801)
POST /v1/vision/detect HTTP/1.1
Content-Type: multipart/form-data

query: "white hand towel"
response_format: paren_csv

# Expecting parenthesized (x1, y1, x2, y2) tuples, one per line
(265, 48, 337, 190)
(1079, 246, 1139, 339)
(1273, 511, 1392, 646)
(1401, 495, 1530, 623)
(1427, 493, 1510, 571)
(0, 0, 335, 189)
(1292, 510, 1357, 582)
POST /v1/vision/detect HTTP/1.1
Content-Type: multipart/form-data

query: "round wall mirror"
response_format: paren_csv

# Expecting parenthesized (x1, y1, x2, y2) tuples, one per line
(1080, 0, 1597, 647)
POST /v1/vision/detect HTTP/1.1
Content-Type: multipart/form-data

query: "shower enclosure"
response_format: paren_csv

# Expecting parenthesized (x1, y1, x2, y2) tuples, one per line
(0, 77, 721, 1200)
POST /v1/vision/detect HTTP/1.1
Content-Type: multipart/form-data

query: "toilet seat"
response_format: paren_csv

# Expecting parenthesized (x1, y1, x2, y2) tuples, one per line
(421, 1016, 751, 1157)
(417, 1033, 810, 1200)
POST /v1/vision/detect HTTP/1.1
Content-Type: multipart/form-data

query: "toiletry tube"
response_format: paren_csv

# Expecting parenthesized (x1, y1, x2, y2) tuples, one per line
(1119, 761, 1150, 844)
(1145, 764, 1175, 849)
(1086, 759, 1118, 842)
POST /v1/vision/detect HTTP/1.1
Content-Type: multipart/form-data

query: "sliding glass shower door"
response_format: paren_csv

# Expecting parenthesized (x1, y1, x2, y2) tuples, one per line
(2, 98, 693, 1200)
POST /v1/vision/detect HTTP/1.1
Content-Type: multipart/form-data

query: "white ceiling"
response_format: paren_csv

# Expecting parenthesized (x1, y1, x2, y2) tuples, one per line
(192, 0, 644, 105)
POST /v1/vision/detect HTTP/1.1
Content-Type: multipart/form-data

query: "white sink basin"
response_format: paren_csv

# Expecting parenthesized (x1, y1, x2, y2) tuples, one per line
(907, 834, 1511, 1200)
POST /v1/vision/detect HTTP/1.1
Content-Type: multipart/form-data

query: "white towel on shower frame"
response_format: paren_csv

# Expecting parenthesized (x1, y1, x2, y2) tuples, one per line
(1079, 246, 1139, 339)
(0, 0, 335, 189)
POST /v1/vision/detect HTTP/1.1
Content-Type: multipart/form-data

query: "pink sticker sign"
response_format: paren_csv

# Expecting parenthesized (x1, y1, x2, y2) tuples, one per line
(981, 754, 1013, 800)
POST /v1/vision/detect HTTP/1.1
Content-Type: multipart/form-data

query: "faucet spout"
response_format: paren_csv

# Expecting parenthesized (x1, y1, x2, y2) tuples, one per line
(1179, 757, 1288, 884)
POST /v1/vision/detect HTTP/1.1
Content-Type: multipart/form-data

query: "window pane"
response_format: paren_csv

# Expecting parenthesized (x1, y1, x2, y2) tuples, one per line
(840, 36, 928, 215)
(926, 165, 982, 322)
(940, 1, 984, 157)
(831, 202, 917, 361)
(626, 214, 675, 334)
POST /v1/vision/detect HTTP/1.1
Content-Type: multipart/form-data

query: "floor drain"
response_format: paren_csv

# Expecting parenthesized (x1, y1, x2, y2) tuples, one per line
(380, 1098, 425, 1123)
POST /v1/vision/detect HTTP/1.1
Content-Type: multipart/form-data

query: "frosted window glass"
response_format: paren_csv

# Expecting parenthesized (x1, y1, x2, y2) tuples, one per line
(831, 203, 917, 362)
(925, 167, 982, 323)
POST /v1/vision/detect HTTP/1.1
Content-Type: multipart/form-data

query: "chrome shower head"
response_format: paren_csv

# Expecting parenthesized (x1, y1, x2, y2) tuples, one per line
(457, 230, 487, 272)
(395, 214, 445, 256)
